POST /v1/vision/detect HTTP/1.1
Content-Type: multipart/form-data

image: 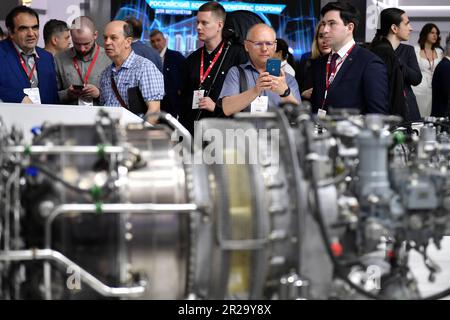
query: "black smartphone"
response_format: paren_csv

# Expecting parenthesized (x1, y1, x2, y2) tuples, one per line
(266, 58, 281, 77)
(72, 85, 84, 91)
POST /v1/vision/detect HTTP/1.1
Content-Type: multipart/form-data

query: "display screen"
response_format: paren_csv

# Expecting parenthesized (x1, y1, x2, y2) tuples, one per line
(112, 0, 319, 60)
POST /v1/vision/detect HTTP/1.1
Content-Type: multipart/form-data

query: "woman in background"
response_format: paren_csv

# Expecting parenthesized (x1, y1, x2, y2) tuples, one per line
(275, 38, 296, 77)
(413, 23, 444, 117)
(296, 22, 331, 104)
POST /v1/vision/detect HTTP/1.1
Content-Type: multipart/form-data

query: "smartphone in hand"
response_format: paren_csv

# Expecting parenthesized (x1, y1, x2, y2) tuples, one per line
(266, 58, 281, 77)
(72, 84, 84, 92)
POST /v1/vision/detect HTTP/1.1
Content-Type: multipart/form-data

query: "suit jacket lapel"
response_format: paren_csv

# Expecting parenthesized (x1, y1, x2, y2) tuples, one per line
(328, 45, 358, 94)
(6, 40, 30, 85)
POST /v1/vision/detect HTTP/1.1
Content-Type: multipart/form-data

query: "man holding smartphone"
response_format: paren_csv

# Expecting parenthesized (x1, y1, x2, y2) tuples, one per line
(55, 16, 111, 106)
(219, 23, 300, 116)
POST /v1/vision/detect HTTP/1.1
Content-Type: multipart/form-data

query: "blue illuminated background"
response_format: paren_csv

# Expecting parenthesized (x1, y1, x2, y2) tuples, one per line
(111, 0, 319, 61)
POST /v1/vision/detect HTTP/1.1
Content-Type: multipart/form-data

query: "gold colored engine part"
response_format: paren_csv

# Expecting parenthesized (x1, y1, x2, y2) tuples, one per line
(224, 149, 254, 296)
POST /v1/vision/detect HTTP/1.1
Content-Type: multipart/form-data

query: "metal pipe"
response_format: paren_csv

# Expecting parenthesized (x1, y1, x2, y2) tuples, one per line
(0, 249, 146, 298)
(45, 203, 198, 248)
(3, 169, 19, 252)
(159, 112, 192, 152)
(43, 203, 199, 299)
(5, 145, 124, 155)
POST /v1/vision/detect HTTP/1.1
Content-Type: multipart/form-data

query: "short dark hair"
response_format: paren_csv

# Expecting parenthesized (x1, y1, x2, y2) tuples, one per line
(198, 1, 226, 22)
(321, 1, 360, 31)
(43, 19, 69, 45)
(150, 29, 164, 38)
(125, 17, 142, 39)
(5, 5, 40, 33)
(418, 23, 442, 50)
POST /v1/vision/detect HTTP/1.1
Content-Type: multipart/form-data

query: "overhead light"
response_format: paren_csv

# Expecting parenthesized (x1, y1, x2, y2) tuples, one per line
(22, 0, 33, 6)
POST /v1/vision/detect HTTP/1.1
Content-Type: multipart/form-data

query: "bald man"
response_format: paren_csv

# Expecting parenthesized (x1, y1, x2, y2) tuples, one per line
(55, 16, 111, 105)
(219, 23, 300, 115)
(99, 21, 164, 120)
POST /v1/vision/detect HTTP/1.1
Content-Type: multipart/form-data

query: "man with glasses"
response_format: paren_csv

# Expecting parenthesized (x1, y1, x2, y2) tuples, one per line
(219, 23, 300, 115)
(179, 1, 248, 135)
(55, 16, 111, 105)
(0, 6, 58, 104)
(310, 2, 388, 115)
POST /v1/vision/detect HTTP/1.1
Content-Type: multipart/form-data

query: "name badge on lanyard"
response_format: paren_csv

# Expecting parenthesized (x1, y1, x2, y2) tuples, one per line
(23, 88, 41, 104)
(320, 44, 356, 112)
(250, 96, 268, 113)
(192, 89, 205, 109)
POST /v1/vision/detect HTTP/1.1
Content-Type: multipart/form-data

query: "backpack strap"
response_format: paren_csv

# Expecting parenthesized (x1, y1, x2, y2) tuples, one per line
(237, 65, 251, 112)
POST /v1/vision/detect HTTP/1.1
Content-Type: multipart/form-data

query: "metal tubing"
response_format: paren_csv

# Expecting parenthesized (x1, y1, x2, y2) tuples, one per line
(0, 249, 146, 298)
(5, 145, 124, 155)
(43, 203, 198, 299)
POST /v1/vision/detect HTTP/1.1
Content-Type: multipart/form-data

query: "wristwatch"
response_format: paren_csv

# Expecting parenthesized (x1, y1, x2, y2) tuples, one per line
(279, 86, 291, 97)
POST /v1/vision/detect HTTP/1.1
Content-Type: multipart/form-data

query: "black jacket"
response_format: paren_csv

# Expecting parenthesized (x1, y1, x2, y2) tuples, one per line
(431, 57, 450, 117)
(370, 38, 408, 121)
(395, 44, 422, 121)
(179, 41, 248, 135)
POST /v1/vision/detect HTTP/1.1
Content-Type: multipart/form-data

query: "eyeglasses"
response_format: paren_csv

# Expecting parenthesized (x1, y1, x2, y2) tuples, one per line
(245, 40, 277, 48)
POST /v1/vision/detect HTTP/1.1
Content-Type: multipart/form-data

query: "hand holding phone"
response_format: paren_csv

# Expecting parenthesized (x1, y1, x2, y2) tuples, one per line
(72, 84, 84, 92)
(266, 58, 281, 77)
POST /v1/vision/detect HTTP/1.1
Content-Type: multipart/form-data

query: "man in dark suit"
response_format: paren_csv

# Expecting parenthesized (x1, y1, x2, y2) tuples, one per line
(311, 2, 388, 115)
(125, 17, 163, 73)
(0, 6, 58, 104)
(431, 38, 450, 117)
(395, 44, 422, 121)
(150, 29, 186, 118)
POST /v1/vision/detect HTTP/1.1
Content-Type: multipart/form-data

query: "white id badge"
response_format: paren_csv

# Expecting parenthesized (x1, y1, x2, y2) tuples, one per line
(192, 90, 205, 109)
(250, 96, 269, 113)
(23, 88, 41, 104)
(78, 98, 94, 106)
(318, 108, 327, 119)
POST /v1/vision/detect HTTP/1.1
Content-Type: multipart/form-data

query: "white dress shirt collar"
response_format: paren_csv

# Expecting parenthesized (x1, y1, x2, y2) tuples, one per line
(334, 39, 356, 58)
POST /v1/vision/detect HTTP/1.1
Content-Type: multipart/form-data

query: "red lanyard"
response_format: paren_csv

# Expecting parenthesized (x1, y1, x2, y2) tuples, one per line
(15, 47, 37, 83)
(325, 44, 356, 90)
(322, 44, 356, 108)
(199, 42, 224, 85)
(72, 45, 100, 85)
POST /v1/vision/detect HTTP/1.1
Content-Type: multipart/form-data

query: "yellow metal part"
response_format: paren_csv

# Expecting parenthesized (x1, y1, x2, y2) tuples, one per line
(224, 150, 254, 296)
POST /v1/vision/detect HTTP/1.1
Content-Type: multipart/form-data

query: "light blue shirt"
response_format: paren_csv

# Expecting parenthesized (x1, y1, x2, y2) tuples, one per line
(219, 61, 301, 109)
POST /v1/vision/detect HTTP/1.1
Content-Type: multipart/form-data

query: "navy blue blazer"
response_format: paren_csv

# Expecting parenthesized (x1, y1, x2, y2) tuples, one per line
(131, 41, 163, 72)
(311, 44, 389, 114)
(0, 39, 58, 104)
(431, 57, 450, 117)
(395, 44, 422, 121)
(162, 48, 186, 117)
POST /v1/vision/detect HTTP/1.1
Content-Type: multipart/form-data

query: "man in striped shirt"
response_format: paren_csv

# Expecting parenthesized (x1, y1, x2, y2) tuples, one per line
(100, 20, 164, 120)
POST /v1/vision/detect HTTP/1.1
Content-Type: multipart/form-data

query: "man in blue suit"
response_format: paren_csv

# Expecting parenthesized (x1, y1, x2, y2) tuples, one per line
(431, 37, 450, 118)
(150, 29, 186, 118)
(125, 17, 163, 73)
(0, 6, 58, 105)
(311, 2, 388, 115)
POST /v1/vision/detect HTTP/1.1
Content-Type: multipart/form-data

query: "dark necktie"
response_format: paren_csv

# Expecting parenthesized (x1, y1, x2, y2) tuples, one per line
(328, 53, 340, 80)
(22, 53, 38, 87)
